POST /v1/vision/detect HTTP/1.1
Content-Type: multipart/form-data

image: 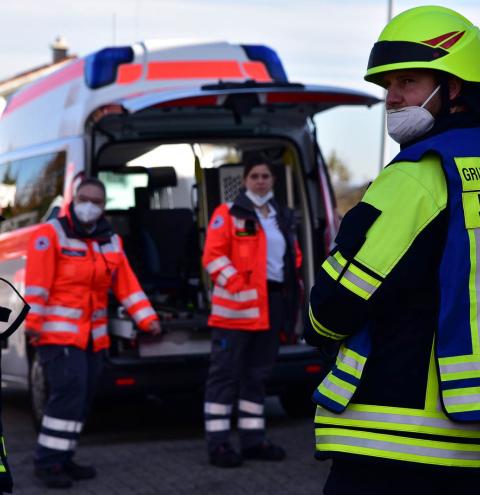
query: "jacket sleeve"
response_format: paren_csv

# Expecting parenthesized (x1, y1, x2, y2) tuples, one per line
(111, 236, 158, 332)
(24, 224, 58, 332)
(202, 204, 245, 292)
(304, 157, 447, 348)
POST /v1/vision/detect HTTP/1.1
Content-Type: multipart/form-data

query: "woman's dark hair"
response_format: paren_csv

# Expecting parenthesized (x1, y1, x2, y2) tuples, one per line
(76, 177, 106, 198)
(242, 151, 275, 179)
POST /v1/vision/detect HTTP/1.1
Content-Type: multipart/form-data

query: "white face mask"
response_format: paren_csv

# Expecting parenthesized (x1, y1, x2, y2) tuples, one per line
(245, 189, 273, 207)
(386, 85, 441, 144)
(74, 201, 103, 224)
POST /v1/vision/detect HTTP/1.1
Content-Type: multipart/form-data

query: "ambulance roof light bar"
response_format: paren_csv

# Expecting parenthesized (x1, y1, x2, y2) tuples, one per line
(85, 46, 134, 89)
(241, 45, 288, 83)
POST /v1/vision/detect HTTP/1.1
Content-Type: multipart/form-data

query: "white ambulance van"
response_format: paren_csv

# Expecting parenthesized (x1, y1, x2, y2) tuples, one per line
(0, 41, 379, 422)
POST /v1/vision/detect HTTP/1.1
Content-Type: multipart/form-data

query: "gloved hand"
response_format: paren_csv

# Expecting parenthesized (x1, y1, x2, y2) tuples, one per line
(224, 272, 246, 293)
(147, 319, 162, 336)
(25, 327, 41, 344)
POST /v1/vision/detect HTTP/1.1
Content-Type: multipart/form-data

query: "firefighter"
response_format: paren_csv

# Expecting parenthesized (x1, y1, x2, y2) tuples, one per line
(0, 278, 30, 493)
(305, 5, 480, 495)
(24, 177, 161, 489)
(202, 153, 302, 468)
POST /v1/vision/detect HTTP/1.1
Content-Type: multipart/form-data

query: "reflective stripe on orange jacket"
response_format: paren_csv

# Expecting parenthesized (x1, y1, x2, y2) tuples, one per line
(25, 218, 158, 351)
(202, 199, 302, 331)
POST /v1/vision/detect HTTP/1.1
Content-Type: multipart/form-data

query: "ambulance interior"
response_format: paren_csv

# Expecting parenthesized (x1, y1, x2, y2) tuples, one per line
(96, 140, 321, 358)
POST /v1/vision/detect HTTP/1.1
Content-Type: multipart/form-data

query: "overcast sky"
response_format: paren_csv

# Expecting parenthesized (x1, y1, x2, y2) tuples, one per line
(1, 0, 479, 182)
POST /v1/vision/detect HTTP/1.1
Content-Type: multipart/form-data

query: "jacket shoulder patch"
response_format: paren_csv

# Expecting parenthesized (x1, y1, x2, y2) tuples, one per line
(211, 215, 224, 229)
(34, 236, 50, 251)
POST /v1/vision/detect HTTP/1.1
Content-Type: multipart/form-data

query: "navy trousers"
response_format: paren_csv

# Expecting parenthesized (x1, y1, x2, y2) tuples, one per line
(34, 345, 104, 468)
(323, 459, 480, 495)
(204, 288, 284, 450)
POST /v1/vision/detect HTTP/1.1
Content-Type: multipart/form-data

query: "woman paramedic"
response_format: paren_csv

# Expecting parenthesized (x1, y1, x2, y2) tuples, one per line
(24, 177, 161, 489)
(202, 153, 302, 468)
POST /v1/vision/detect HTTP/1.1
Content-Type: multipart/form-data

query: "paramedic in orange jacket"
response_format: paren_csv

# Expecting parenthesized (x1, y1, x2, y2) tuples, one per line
(24, 177, 161, 489)
(202, 154, 302, 468)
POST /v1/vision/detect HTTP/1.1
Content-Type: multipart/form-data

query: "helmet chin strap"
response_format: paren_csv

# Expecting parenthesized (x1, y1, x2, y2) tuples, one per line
(438, 74, 453, 117)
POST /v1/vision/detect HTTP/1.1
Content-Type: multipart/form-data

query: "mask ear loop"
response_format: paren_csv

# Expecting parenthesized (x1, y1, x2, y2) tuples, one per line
(421, 85, 441, 109)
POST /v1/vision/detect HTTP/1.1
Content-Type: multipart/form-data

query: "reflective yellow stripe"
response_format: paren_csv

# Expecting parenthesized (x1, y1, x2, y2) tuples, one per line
(334, 345, 367, 380)
(333, 251, 348, 267)
(468, 229, 480, 354)
(308, 305, 346, 341)
(339, 276, 371, 300)
(317, 374, 356, 407)
(315, 427, 480, 467)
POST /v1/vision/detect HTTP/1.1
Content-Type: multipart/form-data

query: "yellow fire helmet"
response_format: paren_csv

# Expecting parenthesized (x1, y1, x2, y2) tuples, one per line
(365, 5, 480, 86)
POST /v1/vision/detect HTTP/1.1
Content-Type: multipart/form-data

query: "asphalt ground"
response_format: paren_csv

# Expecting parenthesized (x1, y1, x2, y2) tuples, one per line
(2, 391, 330, 494)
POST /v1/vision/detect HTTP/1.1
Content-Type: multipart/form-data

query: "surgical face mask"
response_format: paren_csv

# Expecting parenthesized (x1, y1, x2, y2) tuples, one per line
(74, 201, 103, 224)
(386, 85, 441, 144)
(245, 189, 274, 207)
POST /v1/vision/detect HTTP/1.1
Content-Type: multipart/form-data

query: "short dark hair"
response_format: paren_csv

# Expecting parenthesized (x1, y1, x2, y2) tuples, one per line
(242, 151, 275, 179)
(76, 177, 106, 198)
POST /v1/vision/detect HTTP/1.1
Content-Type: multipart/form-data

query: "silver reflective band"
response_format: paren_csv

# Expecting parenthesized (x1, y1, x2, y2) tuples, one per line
(42, 322, 78, 333)
(205, 419, 230, 432)
(320, 376, 353, 400)
(220, 265, 237, 280)
(444, 394, 480, 406)
(99, 236, 121, 254)
(213, 286, 258, 303)
(132, 307, 156, 323)
(440, 361, 480, 375)
(42, 415, 82, 433)
(337, 349, 365, 375)
(121, 291, 147, 309)
(92, 308, 107, 321)
(38, 433, 77, 451)
(25, 285, 49, 300)
(92, 325, 107, 340)
(238, 399, 264, 415)
(28, 303, 45, 316)
(217, 273, 228, 286)
(211, 305, 260, 319)
(50, 219, 87, 250)
(326, 255, 343, 278)
(204, 402, 233, 415)
(206, 256, 230, 274)
(315, 431, 480, 461)
(315, 406, 480, 435)
(238, 417, 265, 430)
(45, 305, 82, 319)
(343, 269, 378, 296)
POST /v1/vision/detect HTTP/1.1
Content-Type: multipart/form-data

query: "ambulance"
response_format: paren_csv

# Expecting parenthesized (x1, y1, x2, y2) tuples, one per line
(0, 41, 379, 423)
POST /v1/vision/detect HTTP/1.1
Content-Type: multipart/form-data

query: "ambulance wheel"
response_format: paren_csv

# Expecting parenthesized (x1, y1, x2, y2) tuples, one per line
(29, 352, 48, 431)
(279, 386, 316, 418)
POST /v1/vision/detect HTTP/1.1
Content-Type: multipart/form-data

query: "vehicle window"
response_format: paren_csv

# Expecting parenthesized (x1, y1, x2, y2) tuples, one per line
(99, 171, 148, 210)
(0, 151, 66, 233)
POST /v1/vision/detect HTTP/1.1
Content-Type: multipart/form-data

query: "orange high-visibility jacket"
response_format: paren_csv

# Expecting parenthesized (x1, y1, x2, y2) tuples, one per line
(203, 195, 302, 331)
(25, 215, 158, 351)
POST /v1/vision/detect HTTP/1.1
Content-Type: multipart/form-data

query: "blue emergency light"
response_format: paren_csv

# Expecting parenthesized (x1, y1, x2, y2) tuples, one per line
(84, 47, 134, 89)
(241, 45, 288, 82)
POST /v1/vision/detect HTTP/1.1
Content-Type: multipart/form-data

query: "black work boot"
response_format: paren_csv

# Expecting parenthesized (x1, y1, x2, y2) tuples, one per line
(34, 464, 73, 489)
(209, 443, 243, 468)
(64, 460, 97, 480)
(242, 440, 286, 461)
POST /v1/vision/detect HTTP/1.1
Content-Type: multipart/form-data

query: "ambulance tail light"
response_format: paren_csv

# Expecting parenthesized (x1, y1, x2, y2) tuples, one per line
(241, 45, 288, 82)
(85, 47, 134, 89)
(115, 377, 136, 387)
(305, 364, 323, 374)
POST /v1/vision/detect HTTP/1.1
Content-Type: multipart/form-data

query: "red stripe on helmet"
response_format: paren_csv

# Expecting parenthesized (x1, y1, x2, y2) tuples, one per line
(440, 31, 465, 49)
(422, 31, 459, 47)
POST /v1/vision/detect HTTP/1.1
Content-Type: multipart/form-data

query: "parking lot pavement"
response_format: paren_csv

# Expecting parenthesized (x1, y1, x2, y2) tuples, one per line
(2, 391, 330, 494)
